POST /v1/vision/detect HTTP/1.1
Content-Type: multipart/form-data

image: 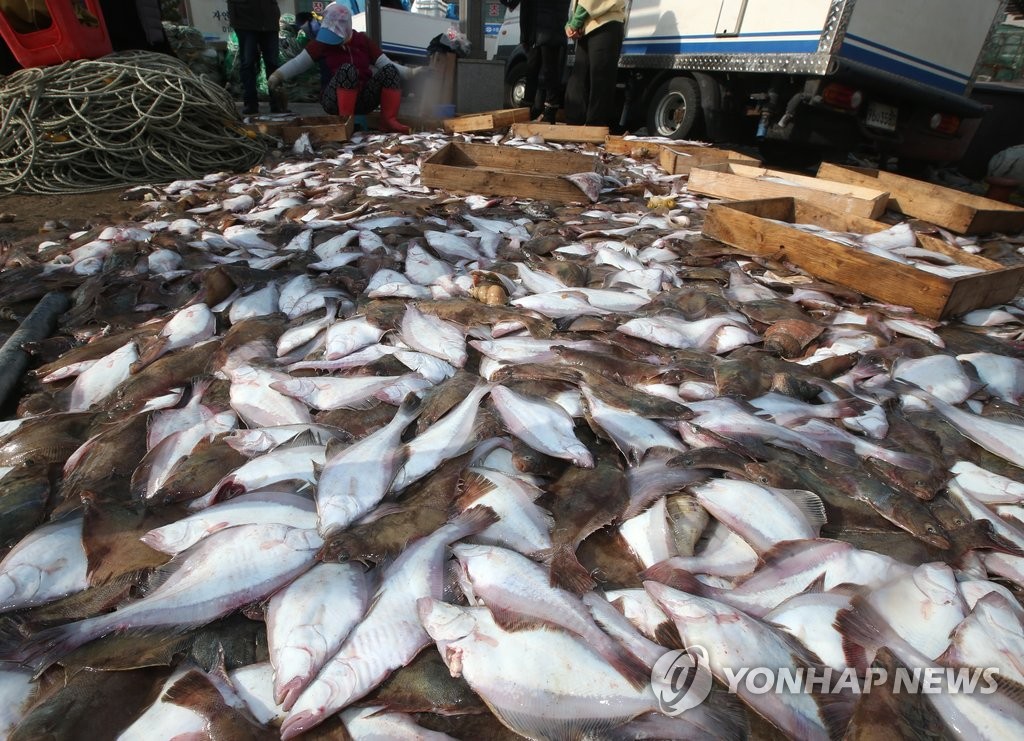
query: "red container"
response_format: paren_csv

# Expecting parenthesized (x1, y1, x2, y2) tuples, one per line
(0, 0, 112, 68)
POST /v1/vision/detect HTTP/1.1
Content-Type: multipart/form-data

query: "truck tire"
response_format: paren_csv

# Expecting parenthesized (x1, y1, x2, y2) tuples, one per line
(647, 77, 701, 139)
(504, 60, 529, 109)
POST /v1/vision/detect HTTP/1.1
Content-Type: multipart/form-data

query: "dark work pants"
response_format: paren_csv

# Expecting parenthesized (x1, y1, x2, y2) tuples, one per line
(237, 29, 280, 108)
(524, 42, 566, 113)
(565, 21, 624, 127)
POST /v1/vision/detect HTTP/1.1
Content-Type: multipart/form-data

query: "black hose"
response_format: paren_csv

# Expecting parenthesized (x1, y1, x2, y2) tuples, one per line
(0, 292, 69, 410)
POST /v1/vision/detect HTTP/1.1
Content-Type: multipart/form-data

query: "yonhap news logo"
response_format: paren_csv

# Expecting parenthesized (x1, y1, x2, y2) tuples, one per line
(651, 646, 714, 715)
(651, 646, 999, 712)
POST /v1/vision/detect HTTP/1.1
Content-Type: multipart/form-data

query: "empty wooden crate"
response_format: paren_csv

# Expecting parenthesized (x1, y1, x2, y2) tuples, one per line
(660, 145, 760, 175)
(422, 142, 600, 202)
(510, 123, 609, 143)
(688, 162, 890, 219)
(442, 108, 531, 134)
(701, 197, 1024, 319)
(817, 162, 1024, 235)
(281, 115, 354, 145)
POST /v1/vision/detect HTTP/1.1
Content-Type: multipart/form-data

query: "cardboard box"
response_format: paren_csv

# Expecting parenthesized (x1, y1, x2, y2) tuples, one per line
(701, 197, 1024, 319)
(817, 162, 1024, 235)
(421, 142, 600, 202)
(688, 162, 890, 219)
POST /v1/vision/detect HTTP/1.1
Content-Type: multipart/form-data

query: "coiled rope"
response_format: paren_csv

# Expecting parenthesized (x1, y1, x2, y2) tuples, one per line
(0, 50, 269, 194)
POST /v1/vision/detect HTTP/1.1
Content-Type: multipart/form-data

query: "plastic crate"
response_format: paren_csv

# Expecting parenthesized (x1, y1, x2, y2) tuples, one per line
(0, 0, 112, 68)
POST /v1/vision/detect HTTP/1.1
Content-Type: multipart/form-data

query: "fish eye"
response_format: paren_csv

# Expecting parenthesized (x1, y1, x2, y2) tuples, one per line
(925, 524, 938, 534)
(954, 518, 965, 527)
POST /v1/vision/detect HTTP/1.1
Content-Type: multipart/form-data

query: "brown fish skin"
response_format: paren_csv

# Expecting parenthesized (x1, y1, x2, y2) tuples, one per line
(415, 298, 554, 338)
(510, 437, 568, 479)
(81, 503, 174, 586)
(163, 670, 276, 741)
(572, 370, 692, 420)
(537, 439, 629, 594)
(9, 666, 171, 741)
(734, 298, 817, 326)
(762, 319, 825, 358)
(317, 404, 398, 438)
(926, 493, 1024, 562)
(151, 436, 247, 506)
(0, 465, 52, 547)
(318, 452, 473, 564)
(743, 449, 951, 551)
(0, 412, 95, 468)
(864, 408, 948, 501)
(843, 648, 946, 741)
(646, 285, 732, 320)
(669, 447, 752, 477)
(414, 372, 490, 433)
(102, 340, 217, 416)
(536, 258, 589, 287)
(905, 409, 1024, 481)
(59, 412, 152, 509)
(358, 649, 486, 716)
(980, 398, 1024, 426)
(576, 528, 645, 591)
(52, 619, 183, 676)
(549, 345, 670, 386)
(415, 710, 524, 741)
(211, 314, 287, 372)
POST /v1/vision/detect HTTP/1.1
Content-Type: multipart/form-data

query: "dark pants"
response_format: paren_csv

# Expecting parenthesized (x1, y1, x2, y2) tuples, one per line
(524, 42, 566, 114)
(237, 29, 280, 109)
(321, 63, 402, 115)
(565, 21, 624, 127)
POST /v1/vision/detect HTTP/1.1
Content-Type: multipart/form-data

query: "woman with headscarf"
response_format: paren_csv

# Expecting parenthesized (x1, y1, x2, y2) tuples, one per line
(563, 0, 626, 128)
(268, 2, 411, 133)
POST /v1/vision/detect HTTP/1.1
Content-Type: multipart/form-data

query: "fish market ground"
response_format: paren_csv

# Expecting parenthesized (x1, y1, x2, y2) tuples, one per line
(5, 126, 1024, 740)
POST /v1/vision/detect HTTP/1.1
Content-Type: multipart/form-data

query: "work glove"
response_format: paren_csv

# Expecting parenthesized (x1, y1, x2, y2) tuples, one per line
(268, 70, 286, 90)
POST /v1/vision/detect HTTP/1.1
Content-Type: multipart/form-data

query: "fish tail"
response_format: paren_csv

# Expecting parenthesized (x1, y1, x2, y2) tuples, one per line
(163, 669, 228, 715)
(605, 642, 654, 691)
(0, 616, 98, 674)
(834, 597, 888, 670)
(444, 505, 499, 543)
(541, 544, 594, 595)
(639, 560, 703, 595)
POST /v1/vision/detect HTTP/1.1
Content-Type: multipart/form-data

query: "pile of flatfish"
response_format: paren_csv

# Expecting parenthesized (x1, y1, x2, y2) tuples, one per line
(0, 129, 1024, 740)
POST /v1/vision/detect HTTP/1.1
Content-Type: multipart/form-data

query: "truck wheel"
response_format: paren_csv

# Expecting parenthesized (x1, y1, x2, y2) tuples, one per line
(504, 60, 529, 109)
(647, 77, 701, 139)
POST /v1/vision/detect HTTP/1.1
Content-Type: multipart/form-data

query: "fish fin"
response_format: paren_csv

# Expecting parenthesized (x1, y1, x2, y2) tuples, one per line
(832, 396, 874, 418)
(652, 620, 685, 651)
(995, 675, 1024, 705)
(445, 505, 500, 542)
(455, 470, 498, 509)
(340, 396, 383, 411)
(0, 617, 93, 675)
(639, 561, 703, 595)
(163, 669, 228, 716)
(817, 690, 857, 741)
(776, 490, 828, 528)
(539, 544, 595, 595)
(488, 605, 561, 633)
(801, 572, 827, 594)
(834, 597, 886, 666)
(277, 429, 320, 449)
(324, 436, 347, 459)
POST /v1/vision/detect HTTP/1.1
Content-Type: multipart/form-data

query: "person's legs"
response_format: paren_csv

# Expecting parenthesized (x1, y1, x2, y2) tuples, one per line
(258, 29, 280, 77)
(522, 44, 542, 119)
(563, 34, 590, 126)
(539, 43, 565, 122)
(321, 63, 360, 115)
(236, 29, 260, 113)
(373, 64, 408, 133)
(584, 21, 624, 128)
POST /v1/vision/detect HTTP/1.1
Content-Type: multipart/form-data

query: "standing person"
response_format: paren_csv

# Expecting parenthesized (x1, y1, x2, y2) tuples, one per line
(268, 2, 413, 134)
(563, 0, 626, 128)
(507, 0, 571, 124)
(228, 0, 283, 115)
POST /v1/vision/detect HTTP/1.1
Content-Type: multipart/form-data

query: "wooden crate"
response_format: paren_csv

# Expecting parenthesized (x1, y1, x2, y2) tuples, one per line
(604, 135, 664, 158)
(660, 145, 760, 175)
(688, 162, 890, 219)
(421, 142, 599, 202)
(281, 115, 354, 145)
(701, 197, 1024, 319)
(510, 123, 609, 143)
(442, 107, 531, 133)
(817, 162, 1024, 235)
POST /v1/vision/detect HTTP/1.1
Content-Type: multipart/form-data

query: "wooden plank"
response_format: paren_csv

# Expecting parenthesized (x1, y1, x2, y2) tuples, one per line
(659, 145, 760, 175)
(604, 136, 663, 158)
(688, 163, 890, 219)
(442, 108, 531, 133)
(281, 116, 354, 145)
(421, 142, 597, 203)
(817, 162, 1024, 235)
(511, 123, 609, 143)
(701, 198, 1024, 319)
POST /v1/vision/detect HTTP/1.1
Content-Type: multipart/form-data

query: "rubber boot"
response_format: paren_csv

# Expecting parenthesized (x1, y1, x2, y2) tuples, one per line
(336, 87, 359, 118)
(378, 88, 410, 134)
(541, 104, 558, 125)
